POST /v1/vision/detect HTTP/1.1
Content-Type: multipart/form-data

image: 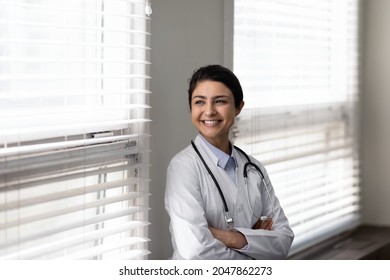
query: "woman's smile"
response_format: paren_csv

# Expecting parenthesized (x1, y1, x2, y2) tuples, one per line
(202, 120, 222, 126)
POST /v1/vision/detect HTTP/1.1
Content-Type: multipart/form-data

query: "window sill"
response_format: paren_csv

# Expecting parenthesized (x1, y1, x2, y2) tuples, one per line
(288, 225, 390, 260)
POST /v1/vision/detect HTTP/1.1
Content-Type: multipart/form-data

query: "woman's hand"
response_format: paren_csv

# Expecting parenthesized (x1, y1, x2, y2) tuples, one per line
(252, 218, 273, 230)
(209, 218, 273, 249)
(208, 227, 248, 249)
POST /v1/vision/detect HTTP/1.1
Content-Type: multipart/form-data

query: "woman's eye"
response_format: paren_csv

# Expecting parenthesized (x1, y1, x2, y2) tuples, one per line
(216, 99, 226, 104)
(194, 100, 204, 105)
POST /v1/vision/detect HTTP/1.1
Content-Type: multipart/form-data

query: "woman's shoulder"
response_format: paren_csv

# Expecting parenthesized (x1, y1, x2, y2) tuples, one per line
(169, 144, 197, 166)
(233, 145, 265, 168)
(167, 144, 203, 180)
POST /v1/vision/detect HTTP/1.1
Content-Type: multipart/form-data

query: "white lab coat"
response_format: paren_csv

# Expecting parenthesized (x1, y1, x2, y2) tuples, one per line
(164, 135, 294, 259)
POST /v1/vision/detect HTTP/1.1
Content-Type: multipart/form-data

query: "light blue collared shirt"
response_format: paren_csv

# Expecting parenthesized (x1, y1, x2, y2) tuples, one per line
(198, 134, 238, 185)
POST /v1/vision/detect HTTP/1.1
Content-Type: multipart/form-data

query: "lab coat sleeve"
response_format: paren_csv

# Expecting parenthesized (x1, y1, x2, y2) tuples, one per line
(234, 163, 294, 260)
(165, 152, 250, 260)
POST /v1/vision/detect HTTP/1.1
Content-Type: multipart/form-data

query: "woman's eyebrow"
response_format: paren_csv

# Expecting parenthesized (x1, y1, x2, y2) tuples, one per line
(192, 95, 206, 99)
(192, 95, 230, 99)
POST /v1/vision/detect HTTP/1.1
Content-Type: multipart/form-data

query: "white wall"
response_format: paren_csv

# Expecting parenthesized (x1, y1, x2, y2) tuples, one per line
(148, 0, 390, 259)
(149, 0, 225, 259)
(361, 0, 390, 226)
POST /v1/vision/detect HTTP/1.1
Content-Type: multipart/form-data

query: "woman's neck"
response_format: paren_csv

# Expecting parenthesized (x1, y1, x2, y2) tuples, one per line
(200, 134, 231, 155)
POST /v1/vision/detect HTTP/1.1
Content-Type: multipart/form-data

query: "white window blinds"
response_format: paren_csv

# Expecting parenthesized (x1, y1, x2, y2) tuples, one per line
(232, 0, 360, 255)
(0, 0, 151, 259)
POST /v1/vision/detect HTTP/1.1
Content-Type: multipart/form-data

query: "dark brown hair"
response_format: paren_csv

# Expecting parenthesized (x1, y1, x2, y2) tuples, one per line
(188, 65, 243, 109)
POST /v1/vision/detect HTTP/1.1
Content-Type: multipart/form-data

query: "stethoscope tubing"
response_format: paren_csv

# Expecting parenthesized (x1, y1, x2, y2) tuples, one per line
(191, 140, 274, 222)
(190, 140, 229, 213)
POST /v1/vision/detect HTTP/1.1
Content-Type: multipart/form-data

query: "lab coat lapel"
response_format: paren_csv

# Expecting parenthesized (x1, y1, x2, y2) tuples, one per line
(233, 148, 254, 227)
(194, 136, 238, 216)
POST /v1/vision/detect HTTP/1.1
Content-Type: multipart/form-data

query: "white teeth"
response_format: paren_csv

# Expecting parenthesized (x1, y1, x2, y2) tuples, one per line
(203, 120, 219, 125)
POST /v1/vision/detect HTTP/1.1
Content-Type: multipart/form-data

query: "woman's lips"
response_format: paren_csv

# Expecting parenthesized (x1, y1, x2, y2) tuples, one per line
(202, 120, 221, 126)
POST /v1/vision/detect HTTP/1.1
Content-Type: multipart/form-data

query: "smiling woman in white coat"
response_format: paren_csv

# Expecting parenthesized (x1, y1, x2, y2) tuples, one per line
(164, 65, 294, 260)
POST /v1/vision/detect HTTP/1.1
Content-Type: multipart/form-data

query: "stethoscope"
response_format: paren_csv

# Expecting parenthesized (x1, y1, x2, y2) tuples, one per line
(191, 140, 275, 229)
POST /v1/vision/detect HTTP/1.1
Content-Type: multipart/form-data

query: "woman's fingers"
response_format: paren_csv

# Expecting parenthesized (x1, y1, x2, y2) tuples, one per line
(252, 218, 273, 230)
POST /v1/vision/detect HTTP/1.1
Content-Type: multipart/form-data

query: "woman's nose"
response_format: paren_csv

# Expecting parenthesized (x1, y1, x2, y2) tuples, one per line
(205, 103, 216, 115)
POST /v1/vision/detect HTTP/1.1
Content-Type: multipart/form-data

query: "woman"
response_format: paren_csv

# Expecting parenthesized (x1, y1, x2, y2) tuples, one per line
(164, 65, 294, 259)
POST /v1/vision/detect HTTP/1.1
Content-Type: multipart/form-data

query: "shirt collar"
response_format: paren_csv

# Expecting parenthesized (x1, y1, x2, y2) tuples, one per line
(198, 134, 237, 169)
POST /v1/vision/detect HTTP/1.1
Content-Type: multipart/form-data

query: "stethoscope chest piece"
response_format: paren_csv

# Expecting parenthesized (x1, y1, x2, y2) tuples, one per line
(224, 214, 234, 230)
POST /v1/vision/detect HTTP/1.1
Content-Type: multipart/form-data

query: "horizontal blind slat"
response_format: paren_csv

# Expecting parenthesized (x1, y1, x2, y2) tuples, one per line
(0, 164, 150, 191)
(0, 206, 149, 250)
(286, 191, 360, 221)
(0, 191, 149, 228)
(1, 152, 143, 178)
(1, 221, 148, 260)
(57, 237, 150, 260)
(277, 169, 358, 196)
(0, 40, 150, 50)
(0, 134, 146, 157)
(0, 140, 145, 173)
(0, 21, 151, 35)
(1, 119, 151, 143)
(2, 105, 151, 121)
(291, 205, 360, 236)
(0, 0, 151, 20)
(0, 58, 151, 63)
(0, 188, 149, 214)
(0, 89, 151, 99)
(115, 249, 151, 260)
(0, 74, 151, 81)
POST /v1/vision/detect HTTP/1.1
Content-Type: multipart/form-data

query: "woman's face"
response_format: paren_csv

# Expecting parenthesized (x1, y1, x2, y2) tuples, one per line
(191, 80, 243, 149)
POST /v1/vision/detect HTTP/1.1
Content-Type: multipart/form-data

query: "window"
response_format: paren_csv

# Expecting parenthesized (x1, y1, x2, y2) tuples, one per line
(0, 0, 151, 259)
(231, 0, 360, 254)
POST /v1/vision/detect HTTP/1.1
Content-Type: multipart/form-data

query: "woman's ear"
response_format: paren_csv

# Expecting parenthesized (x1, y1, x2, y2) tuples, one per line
(235, 101, 245, 116)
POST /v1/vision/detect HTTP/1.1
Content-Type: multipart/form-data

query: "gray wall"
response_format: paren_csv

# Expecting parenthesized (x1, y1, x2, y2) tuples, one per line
(149, 0, 390, 259)
(149, 0, 225, 259)
(361, 0, 390, 226)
